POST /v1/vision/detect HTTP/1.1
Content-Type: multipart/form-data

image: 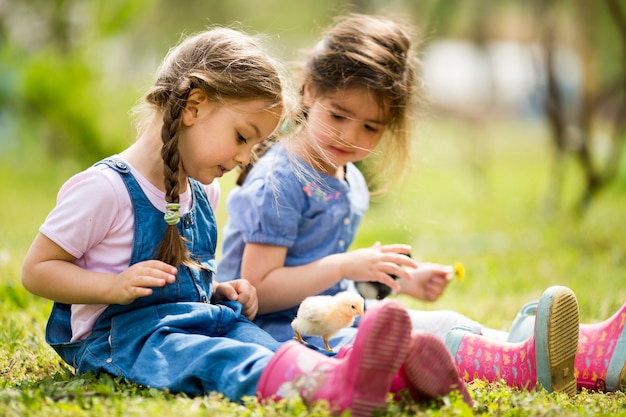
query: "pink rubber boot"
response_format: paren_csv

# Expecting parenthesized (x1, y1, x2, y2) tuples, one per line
(398, 331, 473, 405)
(338, 331, 473, 406)
(257, 300, 411, 417)
(575, 302, 626, 391)
(446, 286, 579, 395)
(508, 300, 626, 391)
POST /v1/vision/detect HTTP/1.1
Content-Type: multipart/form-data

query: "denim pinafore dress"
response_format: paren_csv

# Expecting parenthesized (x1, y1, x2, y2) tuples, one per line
(45, 158, 281, 400)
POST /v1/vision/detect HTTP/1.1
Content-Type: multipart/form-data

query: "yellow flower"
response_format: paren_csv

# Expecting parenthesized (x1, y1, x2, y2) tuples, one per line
(454, 262, 465, 281)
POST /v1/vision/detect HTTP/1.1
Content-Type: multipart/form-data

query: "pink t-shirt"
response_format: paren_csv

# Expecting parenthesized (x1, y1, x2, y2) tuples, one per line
(40, 157, 220, 341)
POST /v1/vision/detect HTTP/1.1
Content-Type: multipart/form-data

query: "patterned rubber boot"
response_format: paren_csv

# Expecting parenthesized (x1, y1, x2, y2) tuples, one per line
(257, 300, 411, 417)
(507, 301, 539, 343)
(577, 302, 626, 391)
(508, 301, 626, 392)
(337, 330, 474, 406)
(446, 286, 579, 395)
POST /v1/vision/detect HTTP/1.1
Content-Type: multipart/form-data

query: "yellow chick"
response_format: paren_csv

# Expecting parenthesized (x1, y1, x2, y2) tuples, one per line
(291, 291, 365, 352)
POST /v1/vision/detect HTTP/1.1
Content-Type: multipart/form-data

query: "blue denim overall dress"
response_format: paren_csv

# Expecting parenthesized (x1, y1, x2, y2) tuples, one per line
(45, 158, 282, 400)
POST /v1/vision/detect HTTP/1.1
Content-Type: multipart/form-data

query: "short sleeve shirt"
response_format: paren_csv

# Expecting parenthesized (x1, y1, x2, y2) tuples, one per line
(218, 143, 369, 283)
(39, 157, 220, 341)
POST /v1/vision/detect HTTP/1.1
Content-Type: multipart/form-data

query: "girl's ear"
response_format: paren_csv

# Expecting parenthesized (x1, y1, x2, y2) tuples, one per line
(182, 88, 208, 126)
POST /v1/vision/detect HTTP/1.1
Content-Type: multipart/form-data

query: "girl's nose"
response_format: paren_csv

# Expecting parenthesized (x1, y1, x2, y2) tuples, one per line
(234, 149, 252, 167)
(339, 124, 359, 146)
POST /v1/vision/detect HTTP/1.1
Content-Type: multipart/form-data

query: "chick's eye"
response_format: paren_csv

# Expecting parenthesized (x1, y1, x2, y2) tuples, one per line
(351, 304, 356, 309)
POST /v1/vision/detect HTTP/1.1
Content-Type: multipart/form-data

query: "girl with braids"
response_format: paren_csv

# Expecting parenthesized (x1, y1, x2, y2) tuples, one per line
(21, 27, 434, 416)
(218, 13, 623, 400)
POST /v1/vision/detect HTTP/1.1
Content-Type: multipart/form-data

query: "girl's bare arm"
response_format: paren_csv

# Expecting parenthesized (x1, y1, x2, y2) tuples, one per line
(22, 233, 177, 305)
(240, 242, 416, 314)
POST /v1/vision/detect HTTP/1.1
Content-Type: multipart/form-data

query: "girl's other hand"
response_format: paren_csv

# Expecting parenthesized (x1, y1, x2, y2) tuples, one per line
(212, 280, 259, 321)
(398, 262, 452, 301)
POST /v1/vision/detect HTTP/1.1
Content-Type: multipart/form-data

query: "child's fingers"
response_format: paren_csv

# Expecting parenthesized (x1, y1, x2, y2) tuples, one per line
(382, 253, 417, 271)
(378, 243, 412, 255)
(397, 255, 418, 269)
(373, 270, 402, 290)
(141, 259, 178, 275)
(135, 261, 177, 282)
(130, 286, 153, 299)
(134, 275, 169, 289)
(123, 263, 177, 289)
(214, 282, 241, 301)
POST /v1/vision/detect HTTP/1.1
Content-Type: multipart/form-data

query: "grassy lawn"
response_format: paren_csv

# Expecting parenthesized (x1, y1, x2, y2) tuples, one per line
(1, 117, 625, 416)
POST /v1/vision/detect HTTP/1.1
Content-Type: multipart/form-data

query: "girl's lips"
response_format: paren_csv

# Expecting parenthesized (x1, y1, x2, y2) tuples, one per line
(329, 146, 352, 157)
(215, 166, 226, 177)
(219, 166, 233, 177)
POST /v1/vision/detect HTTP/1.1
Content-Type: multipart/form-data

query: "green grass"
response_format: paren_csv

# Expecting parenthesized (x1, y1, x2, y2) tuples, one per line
(2, 117, 626, 416)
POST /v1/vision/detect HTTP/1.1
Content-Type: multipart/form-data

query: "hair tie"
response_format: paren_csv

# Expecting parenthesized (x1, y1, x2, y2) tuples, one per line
(164, 203, 181, 226)
(280, 119, 295, 135)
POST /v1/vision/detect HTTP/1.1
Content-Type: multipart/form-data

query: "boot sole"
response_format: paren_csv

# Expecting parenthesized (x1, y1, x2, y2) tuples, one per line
(535, 286, 579, 395)
(349, 301, 410, 417)
(403, 331, 473, 405)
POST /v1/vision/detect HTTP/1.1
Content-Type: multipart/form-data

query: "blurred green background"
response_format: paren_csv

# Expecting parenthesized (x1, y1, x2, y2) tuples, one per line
(1, 0, 625, 332)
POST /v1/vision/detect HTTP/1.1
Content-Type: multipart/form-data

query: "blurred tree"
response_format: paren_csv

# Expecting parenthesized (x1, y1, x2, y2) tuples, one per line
(533, 0, 626, 215)
(0, 0, 150, 165)
(406, 0, 625, 216)
(0, 0, 357, 167)
(5, 0, 620, 215)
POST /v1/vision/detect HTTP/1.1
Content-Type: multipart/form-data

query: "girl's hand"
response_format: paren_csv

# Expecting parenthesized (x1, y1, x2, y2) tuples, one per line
(22, 233, 178, 305)
(342, 242, 418, 291)
(398, 262, 452, 301)
(113, 260, 177, 305)
(212, 280, 259, 321)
